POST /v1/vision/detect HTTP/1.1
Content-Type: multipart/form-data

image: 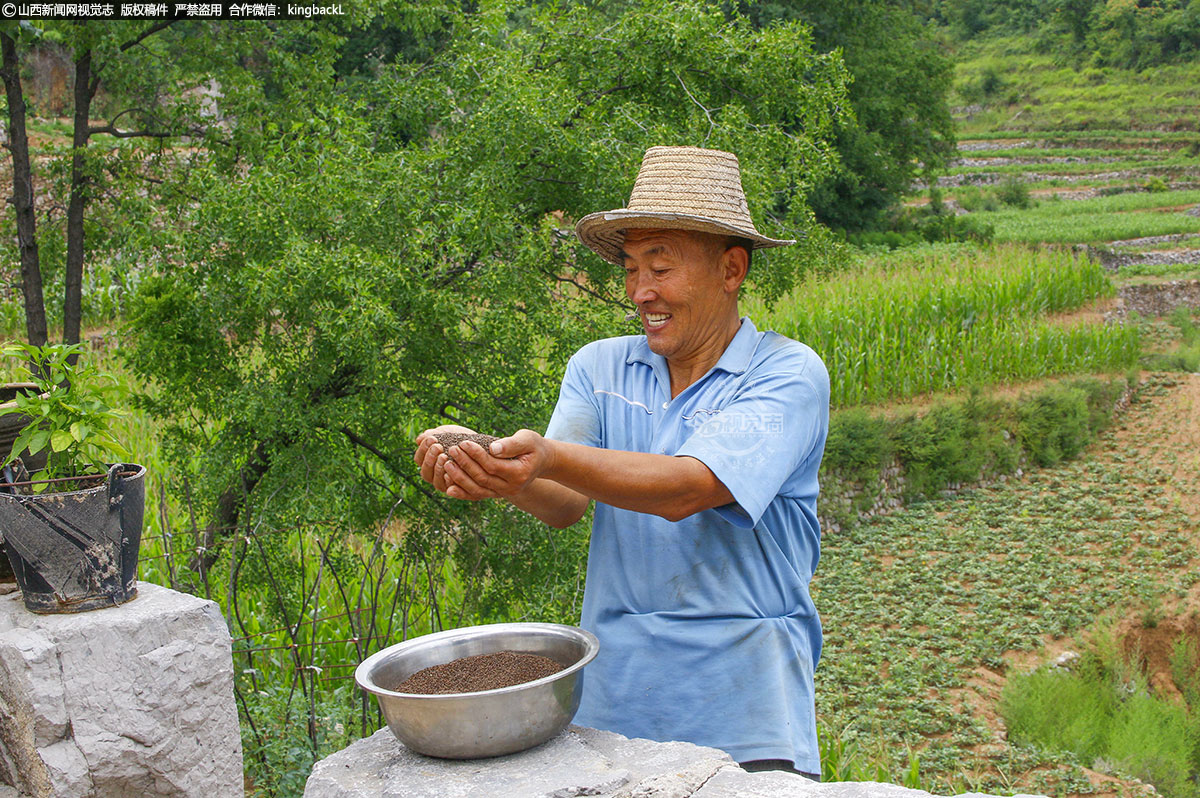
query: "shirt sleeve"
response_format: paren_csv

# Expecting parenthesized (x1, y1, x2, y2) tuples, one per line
(544, 348, 603, 448)
(675, 351, 829, 529)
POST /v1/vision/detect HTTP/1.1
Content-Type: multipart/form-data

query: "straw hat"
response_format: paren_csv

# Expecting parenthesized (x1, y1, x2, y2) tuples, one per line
(574, 145, 796, 266)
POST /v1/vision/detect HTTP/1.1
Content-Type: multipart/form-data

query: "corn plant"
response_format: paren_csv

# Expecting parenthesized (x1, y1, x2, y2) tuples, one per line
(752, 244, 1139, 407)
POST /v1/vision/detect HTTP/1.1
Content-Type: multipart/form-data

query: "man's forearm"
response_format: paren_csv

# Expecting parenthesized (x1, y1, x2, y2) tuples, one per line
(508, 477, 590, 529)
(542, 439, 733, 522)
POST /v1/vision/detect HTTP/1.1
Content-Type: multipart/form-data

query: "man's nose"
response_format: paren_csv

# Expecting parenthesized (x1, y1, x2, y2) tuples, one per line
(627, 272, 657, 304)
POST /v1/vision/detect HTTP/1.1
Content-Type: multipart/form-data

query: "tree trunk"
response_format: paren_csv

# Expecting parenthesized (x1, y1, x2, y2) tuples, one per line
(0, 33, 48, 348)
(190, 441, 272, 577)
(64, 48, 96, 349)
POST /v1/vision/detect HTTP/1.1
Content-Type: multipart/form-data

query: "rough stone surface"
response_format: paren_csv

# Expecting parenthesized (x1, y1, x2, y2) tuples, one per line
(1110, 279, 1200, 318)
(0, 582, 243, 797)
(693, 771, 1050, 798)
(305, 725, 1048, 798)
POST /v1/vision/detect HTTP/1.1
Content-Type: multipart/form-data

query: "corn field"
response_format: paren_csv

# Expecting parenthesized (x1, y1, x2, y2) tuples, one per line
(753, 243, 1140, 407)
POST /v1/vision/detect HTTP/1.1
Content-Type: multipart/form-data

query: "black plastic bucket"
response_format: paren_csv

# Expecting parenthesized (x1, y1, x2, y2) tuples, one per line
(0, 463, 145, 613)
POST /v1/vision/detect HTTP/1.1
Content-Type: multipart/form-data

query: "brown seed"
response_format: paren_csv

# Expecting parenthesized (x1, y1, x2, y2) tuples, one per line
(431, 432, 500, 461)
(393, 650, 566, 695)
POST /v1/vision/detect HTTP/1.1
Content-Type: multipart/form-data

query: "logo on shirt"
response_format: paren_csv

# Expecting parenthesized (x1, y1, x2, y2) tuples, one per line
(688, 395, 783, 463)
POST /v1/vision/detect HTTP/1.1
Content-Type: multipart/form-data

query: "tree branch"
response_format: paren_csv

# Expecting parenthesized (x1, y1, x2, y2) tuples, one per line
(339, 426, 440, 504)
(119, 19, 177, 53)
(86, 125, 174, 139)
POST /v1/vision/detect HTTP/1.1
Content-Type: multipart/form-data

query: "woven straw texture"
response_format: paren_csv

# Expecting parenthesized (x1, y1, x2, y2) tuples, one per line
(575, 146, 795, 266)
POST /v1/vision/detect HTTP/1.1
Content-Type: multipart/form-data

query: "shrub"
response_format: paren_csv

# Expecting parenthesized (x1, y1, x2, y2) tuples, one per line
(955, 186, 1001, 213)
(1017, 382, 1092, 466)
(1001, 664, 1114, 763)
(1001, 623, 1200, 798)
(1144, 176, 1170, 193)
(996, 176, 1033, 208)
(825, 408, 893, 482)
(821, 377, 1123, 512)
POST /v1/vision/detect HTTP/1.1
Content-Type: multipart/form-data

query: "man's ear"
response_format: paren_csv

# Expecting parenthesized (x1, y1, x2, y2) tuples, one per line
(722, 244, 749, 294)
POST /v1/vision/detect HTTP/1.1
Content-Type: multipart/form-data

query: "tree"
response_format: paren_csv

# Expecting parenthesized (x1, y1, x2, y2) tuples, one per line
(2, 21, 188, 348)
(738, 1, 957, 232)
(123, 0, 852, 616)
(0, 19, 357, 349)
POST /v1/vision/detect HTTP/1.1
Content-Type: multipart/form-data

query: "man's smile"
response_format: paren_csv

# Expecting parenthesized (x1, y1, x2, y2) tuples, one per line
(643, 312, 671, 330)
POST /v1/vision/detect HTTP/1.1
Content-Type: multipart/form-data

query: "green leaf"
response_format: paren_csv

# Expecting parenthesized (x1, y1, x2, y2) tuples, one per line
(70, 422, 90, 442)
(50, 430, 74, 452)
(26, 429, 50, 455)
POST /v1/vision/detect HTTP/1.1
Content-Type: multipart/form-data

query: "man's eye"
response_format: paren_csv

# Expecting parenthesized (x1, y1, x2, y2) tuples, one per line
(652, 269, 668, 277)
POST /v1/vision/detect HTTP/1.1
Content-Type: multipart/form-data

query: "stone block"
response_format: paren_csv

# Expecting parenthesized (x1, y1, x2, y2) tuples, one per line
(306, 724, 1050, 798)
(0, 582, 243, 797)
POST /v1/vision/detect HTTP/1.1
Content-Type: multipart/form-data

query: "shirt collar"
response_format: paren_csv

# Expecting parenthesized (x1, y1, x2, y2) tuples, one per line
(626, 316, 760, 376)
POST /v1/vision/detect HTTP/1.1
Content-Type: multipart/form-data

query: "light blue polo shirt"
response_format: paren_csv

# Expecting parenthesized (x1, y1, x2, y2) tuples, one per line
(545, 316, 830, 771)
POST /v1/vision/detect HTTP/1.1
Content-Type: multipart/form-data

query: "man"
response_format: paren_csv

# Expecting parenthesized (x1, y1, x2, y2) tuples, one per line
(414, 146, 830, 777)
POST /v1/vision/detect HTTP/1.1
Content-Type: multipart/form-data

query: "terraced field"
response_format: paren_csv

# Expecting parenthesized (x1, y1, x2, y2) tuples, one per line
(939, 37, 1200, 281)
(848, 34, 1200, 798)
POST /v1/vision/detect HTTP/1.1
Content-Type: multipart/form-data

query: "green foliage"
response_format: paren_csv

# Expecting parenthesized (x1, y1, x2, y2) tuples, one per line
(0, 342, 129, 483)
(937, 0, 1200, 70)
(973, 189, 1200, 244)
(1001, 664, 1114, 761)
(117, 18, 853, 788)
(1142, 307, 1200, 373)
(814, 372, 1199, 794)
(823, 408, 893, 484)
(738, 1, 956, 232)
(1001, 627, 1200, 798)
(995, 177, 1034, 208)
(822, 376, 1120, 512)
(819, 722, 928, 788)
(1144, 175, 1171, 192)
(952, 35, 1200, 136)
(954, 185, 1002, 213)
(1018, 382, 1093, 466)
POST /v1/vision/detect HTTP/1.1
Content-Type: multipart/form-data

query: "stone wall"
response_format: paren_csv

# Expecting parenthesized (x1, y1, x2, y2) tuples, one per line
(0, 583, 243, 798)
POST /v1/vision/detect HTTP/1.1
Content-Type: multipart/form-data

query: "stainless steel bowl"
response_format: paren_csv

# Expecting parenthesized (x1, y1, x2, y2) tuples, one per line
(355, 622, 599, 759)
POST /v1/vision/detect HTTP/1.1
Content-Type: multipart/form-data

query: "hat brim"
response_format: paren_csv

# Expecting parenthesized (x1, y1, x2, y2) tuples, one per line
(575, 210, 797, 267)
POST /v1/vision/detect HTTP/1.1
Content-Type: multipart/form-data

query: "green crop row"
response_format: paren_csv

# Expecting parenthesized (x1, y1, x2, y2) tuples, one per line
(944, 154, 1199, 178)
(752, 243, 1138, 407)
(958, 130, 1200, 143)
(982, 209, 1200, 245)
(955, 146, 1186, 160)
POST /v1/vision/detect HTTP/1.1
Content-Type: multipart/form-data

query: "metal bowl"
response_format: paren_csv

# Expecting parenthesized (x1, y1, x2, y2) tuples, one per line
(355, 622, 599, 759)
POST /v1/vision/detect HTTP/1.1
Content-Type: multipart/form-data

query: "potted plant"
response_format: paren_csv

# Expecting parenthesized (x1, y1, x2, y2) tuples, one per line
(0, 341, 145, 614)
(0, 380, 50, 584)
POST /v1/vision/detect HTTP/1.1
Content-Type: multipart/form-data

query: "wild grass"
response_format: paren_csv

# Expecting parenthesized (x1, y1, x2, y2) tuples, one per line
(752, 243, 1138, 406)
(1001, 625, 1200, 798)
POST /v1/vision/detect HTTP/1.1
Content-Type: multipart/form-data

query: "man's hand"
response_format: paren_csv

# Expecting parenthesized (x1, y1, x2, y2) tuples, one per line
(414, 424, 477, 496)
(441, 429, 553, 500)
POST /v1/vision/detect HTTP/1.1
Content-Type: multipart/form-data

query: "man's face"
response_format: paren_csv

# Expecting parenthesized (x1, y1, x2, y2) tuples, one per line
(621, 228, 741, 362)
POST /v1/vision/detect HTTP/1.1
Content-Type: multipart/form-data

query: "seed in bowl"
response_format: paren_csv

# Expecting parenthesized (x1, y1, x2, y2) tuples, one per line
(395, 651, 565, 694)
